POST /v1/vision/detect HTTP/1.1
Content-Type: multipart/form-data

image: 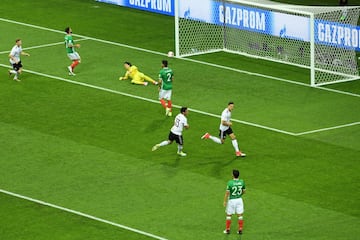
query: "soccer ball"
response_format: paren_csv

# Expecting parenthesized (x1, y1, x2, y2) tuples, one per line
(167, 51, 174, 57)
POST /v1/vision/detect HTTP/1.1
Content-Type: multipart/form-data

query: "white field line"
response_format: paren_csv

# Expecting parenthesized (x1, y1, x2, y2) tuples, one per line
(295, 121, 360, 136)
(0, 38, 89, 55)
(0, 17, 359, 98)
(182, 58, 360, 98)
(0, 63, 295, 136)
(0, 189, 168, 240)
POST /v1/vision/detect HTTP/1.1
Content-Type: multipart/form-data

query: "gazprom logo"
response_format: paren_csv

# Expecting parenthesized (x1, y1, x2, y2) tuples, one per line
(316, 21, 360, 50)
(128, 0, 172, 13)
(219, 5, 266, 32)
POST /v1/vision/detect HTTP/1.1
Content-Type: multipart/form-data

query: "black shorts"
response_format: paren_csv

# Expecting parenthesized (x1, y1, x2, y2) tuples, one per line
(12, 61, 22, 71)
(219, 127, 233, 139)
(168, 131, 183, 145)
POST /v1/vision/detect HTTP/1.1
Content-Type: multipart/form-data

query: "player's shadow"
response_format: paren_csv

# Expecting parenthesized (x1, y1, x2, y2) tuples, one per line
(142, 116, 170, 133)
(162, 156, 181, 168)
(198, 157, 239, 177)
(221, 233, 242, 240)
(160, 156, 181, 179)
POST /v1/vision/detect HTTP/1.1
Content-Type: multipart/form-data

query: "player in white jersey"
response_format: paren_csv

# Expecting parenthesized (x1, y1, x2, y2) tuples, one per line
(8, 39, 30, 81)
(152, 107, 189, 156)
(201, 102, 246, 157)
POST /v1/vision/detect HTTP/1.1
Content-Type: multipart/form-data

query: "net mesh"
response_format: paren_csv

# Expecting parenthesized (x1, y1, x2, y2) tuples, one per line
(178, 0, 224, 56)
(312, 7, 360, 85)
(176, 0, 360, 86)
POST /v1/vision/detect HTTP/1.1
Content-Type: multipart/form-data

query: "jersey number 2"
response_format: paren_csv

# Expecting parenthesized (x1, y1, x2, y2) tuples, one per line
(166, 73, 172, 82)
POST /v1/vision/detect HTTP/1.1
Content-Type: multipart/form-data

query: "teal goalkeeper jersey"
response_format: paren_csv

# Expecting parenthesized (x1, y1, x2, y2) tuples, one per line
(65, 35, 75, 53)
(159, 67, 173, 90)
(226, 179, 245, 200)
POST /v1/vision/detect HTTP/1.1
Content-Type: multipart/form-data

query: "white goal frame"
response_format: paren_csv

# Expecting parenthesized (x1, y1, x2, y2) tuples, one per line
(174, 0, 360, 87)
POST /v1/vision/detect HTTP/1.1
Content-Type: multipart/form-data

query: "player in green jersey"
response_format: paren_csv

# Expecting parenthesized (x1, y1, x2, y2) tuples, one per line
(223, 169, 246, 235)
(65, 27, 81, 76)
(158, 60, 174, 116)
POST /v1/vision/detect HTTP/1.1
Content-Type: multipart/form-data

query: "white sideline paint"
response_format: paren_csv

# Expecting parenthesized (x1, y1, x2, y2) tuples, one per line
(0, 63, 295, 136)
(0, 17, 359, 98)
(295, 121, 360, 136)
(0, 189, 168, 240)
(0, 38, 89, 55)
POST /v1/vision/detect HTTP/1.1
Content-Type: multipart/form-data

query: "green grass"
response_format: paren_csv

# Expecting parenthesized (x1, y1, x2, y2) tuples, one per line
(0, 0, 359, 240)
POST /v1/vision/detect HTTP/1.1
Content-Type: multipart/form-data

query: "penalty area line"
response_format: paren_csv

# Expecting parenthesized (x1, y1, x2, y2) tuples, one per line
(295, 121, 360, 136)
(0, 64, 297, 136)
(0, 188, 169, 240)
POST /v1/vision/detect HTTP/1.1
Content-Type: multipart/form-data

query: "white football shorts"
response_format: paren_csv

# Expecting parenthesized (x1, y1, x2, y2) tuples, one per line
(225, 198, 244, 215)
(67, 52, 81, 61)
(159, 89, 172, 100)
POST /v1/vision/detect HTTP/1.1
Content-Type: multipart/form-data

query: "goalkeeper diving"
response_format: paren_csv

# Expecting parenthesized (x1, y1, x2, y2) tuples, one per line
(119, 61, 158, 86)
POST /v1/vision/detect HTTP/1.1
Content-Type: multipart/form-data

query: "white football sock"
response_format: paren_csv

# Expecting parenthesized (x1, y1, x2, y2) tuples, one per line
(177, 144, 183, 152)
(232, 139, 240, 152)
(159, 140, 170, 147)
(209, 136, 222, 144)
(10, 70, 17, 74)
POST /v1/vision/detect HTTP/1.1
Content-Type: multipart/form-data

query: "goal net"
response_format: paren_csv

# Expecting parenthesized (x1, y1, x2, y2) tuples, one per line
(174, 0, 360, 86)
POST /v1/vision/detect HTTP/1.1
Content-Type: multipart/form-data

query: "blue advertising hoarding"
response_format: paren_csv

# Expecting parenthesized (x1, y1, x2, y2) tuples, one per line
(315, 20, 360, 50)
(97, 0, 174, 16)
(98, 0, 359, 50)
(179, 0, 310, 41)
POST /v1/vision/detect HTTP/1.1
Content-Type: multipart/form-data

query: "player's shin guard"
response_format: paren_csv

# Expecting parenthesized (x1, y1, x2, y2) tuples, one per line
(225, 216, 231, 230)
(160, 99, 167, 109)
(232, 139, 240, 152)
(238, 216, 244, 231)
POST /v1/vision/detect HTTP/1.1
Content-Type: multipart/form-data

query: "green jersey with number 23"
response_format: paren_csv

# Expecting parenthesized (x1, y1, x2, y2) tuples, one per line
(226, 179, 245, 200)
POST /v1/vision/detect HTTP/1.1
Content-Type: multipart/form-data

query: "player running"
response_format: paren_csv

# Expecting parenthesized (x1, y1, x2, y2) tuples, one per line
(152, 107, 189, 156)
(223, 169, 246, 235)
(65, 27, 81, 76)
(158, 60, 174, 116)
(119, 62, 157, 86)
(201, 102, 246, 157)
(8, 39, 30, 82)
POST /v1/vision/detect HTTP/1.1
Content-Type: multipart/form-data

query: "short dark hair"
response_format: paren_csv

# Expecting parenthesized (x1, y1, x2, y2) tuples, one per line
(124, 61, 132, 66)
(233, 169, 240, 178)
(228, 101, 234, 105)
(339, 0, 348, 6)
(180, 107, 188, 113)
(15, 39, 21, 43)
(162, 60, 168, 67)
(65, 27, 71, 34)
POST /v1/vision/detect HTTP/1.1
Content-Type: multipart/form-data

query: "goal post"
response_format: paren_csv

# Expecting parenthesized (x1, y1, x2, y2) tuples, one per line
(174, 0, 360, 86)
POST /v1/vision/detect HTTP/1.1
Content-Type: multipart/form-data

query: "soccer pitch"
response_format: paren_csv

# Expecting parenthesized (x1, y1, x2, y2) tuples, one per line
(0, 0, 359, 240)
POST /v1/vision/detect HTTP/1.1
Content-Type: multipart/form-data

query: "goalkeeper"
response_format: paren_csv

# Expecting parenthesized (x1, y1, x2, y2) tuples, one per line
(119, 61, 157, 86)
